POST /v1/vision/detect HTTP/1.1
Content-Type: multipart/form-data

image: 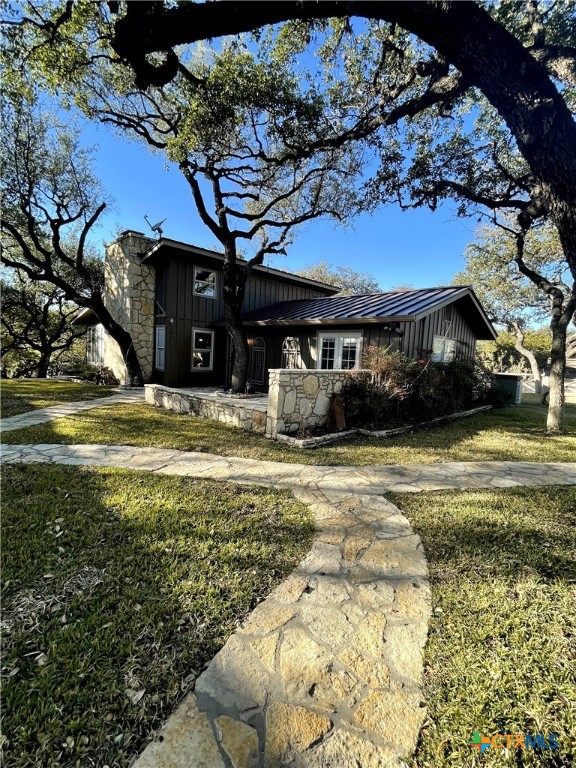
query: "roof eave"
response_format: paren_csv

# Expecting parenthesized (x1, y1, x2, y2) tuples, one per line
(242, 315, 417, 327)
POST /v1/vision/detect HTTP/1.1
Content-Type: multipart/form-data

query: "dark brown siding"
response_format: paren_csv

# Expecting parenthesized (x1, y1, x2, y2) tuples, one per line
(155, 256, 330, 387)
(417, 303, 477, 360)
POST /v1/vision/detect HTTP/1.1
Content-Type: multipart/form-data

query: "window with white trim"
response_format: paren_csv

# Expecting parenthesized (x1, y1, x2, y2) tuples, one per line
(193, 267, 217, 298)
(191, 329, 214, 370)
(155, 325, 166, 370)
(432, 335, 457, 362)
(86, 325, 104, 366)
(317, 332, 362, 370)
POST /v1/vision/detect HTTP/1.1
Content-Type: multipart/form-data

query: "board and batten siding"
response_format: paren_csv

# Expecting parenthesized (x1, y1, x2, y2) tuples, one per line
(153, 256, 331, 387)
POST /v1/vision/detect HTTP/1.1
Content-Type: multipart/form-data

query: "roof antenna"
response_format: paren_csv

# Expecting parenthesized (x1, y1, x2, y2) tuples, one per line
(144, 214, 166, 238)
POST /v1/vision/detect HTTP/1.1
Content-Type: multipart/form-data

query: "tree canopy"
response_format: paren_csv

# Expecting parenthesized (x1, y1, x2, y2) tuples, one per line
(5, 0, 576, 425)
(297, 261, 380, 294)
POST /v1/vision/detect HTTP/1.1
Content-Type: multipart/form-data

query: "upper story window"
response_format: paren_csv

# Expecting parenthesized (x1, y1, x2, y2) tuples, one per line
(194, 267, 217, 298)
(317, 332, 362, 370)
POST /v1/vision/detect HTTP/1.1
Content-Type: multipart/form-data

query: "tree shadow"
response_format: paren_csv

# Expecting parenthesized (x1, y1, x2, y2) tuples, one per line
(2, 462, 312, 767)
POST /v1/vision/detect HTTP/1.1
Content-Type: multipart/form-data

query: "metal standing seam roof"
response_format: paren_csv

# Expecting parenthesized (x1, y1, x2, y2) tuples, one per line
(242, 286, 477, 324)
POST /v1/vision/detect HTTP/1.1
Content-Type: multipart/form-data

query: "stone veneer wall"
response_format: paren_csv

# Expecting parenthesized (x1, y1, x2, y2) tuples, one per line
(266, 369, 370, 438)
(103, 231, 156, 385)
(145, 384, 268, 434)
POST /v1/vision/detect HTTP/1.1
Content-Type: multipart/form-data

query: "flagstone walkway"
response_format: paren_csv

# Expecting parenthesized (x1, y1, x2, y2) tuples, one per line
(2, 440, 575, 767)
(0, 388, 145, 432)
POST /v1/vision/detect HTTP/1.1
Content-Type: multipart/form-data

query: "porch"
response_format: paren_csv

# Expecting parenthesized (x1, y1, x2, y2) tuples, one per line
(144, 384, 269, 434)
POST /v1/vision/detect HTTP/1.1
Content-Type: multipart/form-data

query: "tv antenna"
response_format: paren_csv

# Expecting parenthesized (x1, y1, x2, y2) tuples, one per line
(144, 215, 166, 238)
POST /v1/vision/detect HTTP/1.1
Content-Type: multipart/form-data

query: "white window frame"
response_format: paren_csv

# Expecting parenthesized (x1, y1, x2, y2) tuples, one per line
(191, 328, 214, 371)
(155, 325, 166, 371)
(317, 331, 363, 370)
(87, 324, 105, 367)
(432, 335, 457, 362)
(193, 267, 217, 299)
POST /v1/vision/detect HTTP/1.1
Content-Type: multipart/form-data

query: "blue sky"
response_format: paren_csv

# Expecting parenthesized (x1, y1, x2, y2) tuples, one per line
(85, 120, 478, 291)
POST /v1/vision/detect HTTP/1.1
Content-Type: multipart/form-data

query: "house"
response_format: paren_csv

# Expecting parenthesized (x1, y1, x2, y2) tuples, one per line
(76, 230, 497, 388)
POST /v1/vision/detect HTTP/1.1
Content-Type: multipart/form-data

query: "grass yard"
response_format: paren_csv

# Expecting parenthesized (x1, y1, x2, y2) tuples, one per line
(0, 379, 115, 418)
(387, 486, 576, 767)
(3, 395, 575, 465)
(1, 464, 313, 767)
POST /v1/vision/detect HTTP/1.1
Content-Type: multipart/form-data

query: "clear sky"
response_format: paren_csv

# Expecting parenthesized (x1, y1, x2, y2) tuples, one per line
(85, 120, 478, 291)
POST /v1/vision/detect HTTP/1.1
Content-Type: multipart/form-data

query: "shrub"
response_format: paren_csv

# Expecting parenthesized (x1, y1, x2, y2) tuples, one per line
(342, 349, 488, 429)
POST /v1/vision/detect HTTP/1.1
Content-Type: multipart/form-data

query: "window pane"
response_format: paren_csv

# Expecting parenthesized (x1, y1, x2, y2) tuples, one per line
(194, 332, 212, 350)
(321, 338, 336, 369)
(192, 351, 211, 368)
(195, 269, 215, 283)
(341, 338, 358, 369)
(194, 269, 216, 298)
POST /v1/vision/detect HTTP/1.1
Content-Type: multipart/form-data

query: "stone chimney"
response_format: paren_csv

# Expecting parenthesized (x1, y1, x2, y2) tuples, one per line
(103, 231, 156, 384)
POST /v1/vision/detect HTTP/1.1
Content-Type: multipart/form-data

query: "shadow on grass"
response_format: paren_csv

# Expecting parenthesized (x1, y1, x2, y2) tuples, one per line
(2, 399, 575, 466)
(389, 486, 576, 768)
(2, 463, 313, 767)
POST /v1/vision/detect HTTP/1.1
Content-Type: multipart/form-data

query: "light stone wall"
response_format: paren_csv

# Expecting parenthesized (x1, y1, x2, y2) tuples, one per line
(266, 369, 370, 438)
(103, 231, 155, 384)
(145, 384, 268, 433)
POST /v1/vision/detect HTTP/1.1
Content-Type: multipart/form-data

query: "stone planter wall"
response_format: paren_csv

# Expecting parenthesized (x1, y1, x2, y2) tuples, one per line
(145, 384, 268, 433)
(266, 369, 369, 439)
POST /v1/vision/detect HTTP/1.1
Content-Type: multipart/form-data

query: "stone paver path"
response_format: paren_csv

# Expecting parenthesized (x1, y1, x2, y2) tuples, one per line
(0, 389, 145, 432)
(2, 442, 575, 768)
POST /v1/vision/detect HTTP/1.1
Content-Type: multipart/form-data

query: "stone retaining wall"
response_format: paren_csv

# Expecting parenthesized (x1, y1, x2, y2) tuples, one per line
(266, 369, 369, 439)
(145, 384, 267, 433)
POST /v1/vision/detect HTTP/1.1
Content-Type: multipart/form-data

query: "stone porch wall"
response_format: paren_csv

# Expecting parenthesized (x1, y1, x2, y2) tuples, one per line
(266, 369, 370, 438)
(103, 231, 155, 385)
(145, 384, 268, 434)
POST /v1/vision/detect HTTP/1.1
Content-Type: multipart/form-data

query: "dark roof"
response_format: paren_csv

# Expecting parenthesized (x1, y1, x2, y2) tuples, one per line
(241, 286, 497, 339)
(140, 236, 339, 294)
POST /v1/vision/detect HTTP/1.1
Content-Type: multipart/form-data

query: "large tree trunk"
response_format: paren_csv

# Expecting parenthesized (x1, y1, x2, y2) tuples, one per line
(546, 316, 570, 434)
(35, 353, 51, 378)
(89, 294, 144, 386)
(222, 253, 249, 393)
(511, 323, 542, 394)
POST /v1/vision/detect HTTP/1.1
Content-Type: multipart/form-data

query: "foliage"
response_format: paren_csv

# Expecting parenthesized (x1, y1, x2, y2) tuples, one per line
(3, 394, 575, 465)
(456, 223, 566, 330)
(0, 93, 144, 384)
(297, 260, 380, 293)
(342, 348, 489, 429)
(478, 328, 552, 373)
(1, 272, 86, 378)
(5, 1, 576, 417)
(2, 463, 313, 767)
(391, 486, 576, 767)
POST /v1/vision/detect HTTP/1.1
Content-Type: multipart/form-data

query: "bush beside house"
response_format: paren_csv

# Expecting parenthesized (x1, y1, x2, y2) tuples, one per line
(341, 347, 491, 429)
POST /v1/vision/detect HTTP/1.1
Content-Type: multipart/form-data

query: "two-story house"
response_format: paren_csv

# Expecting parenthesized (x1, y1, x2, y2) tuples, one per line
(75, 230, 497, 388)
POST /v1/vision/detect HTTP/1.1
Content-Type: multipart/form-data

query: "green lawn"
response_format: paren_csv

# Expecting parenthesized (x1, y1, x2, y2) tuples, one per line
(388, 487, 576, 767)
(3, 395, 575, 465)
(0, 379, 115, 418)
(1, 464, 313, 768)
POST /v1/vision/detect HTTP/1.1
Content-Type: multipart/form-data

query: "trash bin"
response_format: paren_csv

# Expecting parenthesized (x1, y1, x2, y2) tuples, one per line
(492, 373, 523, 404)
